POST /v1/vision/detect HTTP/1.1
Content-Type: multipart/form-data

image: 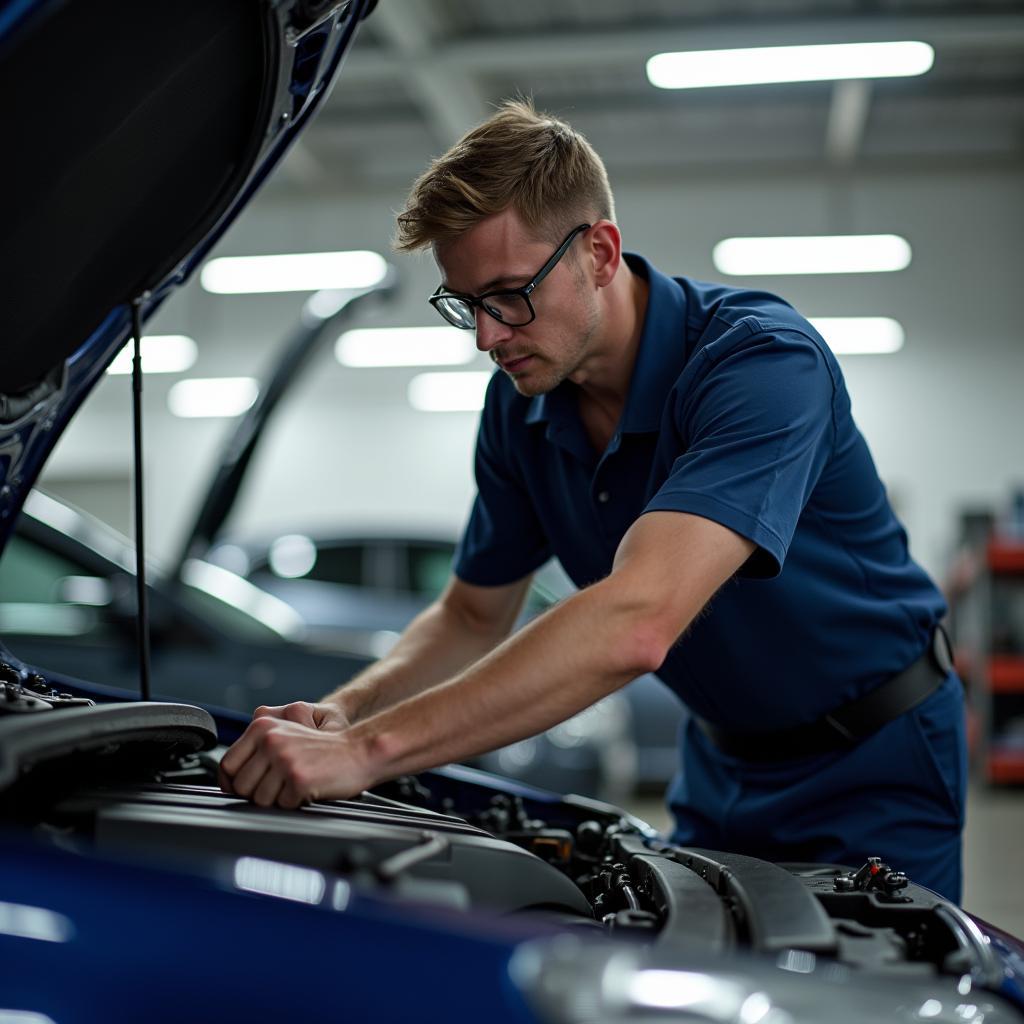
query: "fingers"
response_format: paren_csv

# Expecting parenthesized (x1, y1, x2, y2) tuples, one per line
(252, 701, 342, 734)
(220, 716, 314, 806)
(220, 715, 273, 780)
(252, 768, 287, 809)
(254, 702, 316, 727)
(277, 781, 305, 810)
(219, 716, 366, 809)
(230, 748, 272, 800)
(282, 702, 316, 727)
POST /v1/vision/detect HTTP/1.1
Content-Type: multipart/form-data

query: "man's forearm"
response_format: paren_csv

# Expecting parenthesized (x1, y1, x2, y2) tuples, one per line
(347, 577, 661, 784)
(323, 599, 510, 723)
(345, 512, 756, 788)
(220, 513, 755, 808)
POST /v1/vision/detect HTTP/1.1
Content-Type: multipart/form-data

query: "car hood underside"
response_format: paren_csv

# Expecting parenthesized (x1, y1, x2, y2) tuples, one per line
(0, 0, 366, 548)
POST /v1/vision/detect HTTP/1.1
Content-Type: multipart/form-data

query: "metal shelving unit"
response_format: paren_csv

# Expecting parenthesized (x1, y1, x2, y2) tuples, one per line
(948, 538, 1024, 784)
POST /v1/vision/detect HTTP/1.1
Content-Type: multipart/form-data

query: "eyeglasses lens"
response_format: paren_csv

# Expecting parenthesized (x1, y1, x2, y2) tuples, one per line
(436, 296, 475, 329)
(482, 293, 532, 326)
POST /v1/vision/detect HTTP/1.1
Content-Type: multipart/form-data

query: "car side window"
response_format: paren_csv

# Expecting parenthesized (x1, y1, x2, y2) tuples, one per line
(305, 543, 364, 587)
(0, 532, 115, 640)
(406, 544, 455, 599)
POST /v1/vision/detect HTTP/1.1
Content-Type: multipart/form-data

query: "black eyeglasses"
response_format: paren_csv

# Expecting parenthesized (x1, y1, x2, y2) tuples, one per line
(429, 223, 591, 330)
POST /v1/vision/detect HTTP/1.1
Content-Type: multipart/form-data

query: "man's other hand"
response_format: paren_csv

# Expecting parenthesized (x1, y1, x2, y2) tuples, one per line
(218, 701, 367, 808)
(251, 700, 350, 732)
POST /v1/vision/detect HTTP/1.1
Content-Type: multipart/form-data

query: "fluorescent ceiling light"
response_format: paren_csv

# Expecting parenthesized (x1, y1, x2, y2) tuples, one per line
(408, 371, 492, 412)
(336, 327, 477, 368)
(106, 335, 197, 375)
(713, 235, 911, 275)
(647, 41, 934, 89)
(168, 377, 258, 418)
(200, 251, 387, 294)
(810, 317, 905, 355)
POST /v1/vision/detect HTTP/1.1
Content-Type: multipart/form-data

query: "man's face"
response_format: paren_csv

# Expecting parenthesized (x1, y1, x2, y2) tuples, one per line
(434, 209, 601, 397)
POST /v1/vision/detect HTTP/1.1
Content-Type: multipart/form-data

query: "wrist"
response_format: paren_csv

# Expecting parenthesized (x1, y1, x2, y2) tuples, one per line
(349, 722, 402, 790)
(326, 687, 364, 724)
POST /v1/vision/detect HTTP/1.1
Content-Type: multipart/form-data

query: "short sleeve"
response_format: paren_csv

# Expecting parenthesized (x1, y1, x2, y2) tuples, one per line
(643, 328, 835, 578)
(453, 375, 553, 586)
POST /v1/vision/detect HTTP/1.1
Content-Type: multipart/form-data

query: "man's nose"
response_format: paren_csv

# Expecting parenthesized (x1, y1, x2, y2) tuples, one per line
(474, 310, 514, 353)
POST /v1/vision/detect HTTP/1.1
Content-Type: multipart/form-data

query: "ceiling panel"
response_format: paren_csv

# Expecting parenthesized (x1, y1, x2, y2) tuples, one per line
(280, 0, 1024, 194)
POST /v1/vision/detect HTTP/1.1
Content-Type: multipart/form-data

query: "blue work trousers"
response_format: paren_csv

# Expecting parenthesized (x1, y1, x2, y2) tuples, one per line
(667, 673, 967, 903)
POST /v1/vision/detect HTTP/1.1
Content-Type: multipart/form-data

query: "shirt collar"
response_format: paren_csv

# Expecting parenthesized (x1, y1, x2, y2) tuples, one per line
(525, 252, 689, 435)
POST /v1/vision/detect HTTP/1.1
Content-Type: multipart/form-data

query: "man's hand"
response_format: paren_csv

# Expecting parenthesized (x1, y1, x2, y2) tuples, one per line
(251, 700, 350, 732)
(219, 701, 368, 808)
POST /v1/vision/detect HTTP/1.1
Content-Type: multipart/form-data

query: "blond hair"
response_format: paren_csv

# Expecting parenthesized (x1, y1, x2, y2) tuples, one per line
(394, 99, 615, 253)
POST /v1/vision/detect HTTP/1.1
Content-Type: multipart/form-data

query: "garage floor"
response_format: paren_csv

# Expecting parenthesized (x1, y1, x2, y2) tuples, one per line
(628, 786, 1024, 937)
(961, 786, 1024, 937)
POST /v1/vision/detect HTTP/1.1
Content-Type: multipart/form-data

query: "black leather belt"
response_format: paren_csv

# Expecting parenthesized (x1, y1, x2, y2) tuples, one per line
(696, 626, 955, 761)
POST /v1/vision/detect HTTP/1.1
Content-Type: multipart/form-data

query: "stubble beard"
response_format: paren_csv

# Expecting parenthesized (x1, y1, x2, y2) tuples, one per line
(504, 291, 601, 398)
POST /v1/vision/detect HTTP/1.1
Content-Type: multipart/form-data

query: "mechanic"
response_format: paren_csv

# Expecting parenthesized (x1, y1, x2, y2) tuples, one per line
(220, 100, 966, 902)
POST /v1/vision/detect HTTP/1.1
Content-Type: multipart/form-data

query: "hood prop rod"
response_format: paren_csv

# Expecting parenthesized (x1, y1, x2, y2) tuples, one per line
(131, 297, 153, 703)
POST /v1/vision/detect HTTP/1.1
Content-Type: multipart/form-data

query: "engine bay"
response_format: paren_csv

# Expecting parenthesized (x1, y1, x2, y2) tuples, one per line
(0, 695, 1004, 993)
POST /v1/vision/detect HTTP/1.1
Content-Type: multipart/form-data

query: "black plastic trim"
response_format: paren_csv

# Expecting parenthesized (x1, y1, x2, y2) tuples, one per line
(0, 702, 217, 789)
(63, 787, 595, 916)
(672, 848, 838, 954)
(632, 853, 733, 952)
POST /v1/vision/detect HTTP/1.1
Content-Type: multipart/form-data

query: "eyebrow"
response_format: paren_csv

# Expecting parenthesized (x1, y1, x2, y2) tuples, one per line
(440, 273, 530, 295)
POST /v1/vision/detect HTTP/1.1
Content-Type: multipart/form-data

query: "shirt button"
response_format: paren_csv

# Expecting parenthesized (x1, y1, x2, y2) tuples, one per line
(597, 490, 610, 504)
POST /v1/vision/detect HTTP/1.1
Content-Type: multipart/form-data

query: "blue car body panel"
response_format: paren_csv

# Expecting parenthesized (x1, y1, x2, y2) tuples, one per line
(985, 925, 1024, 1008)
(0, 833, 541, 1024)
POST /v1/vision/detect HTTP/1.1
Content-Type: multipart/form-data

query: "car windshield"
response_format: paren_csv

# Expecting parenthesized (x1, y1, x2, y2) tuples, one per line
(0, 509, 293, 648)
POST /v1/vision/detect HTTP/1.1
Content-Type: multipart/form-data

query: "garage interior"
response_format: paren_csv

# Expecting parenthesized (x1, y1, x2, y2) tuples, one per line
(12, 0, 1024, 938)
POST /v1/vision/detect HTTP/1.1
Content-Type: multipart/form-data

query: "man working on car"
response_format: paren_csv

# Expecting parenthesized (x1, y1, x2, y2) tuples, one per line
(220, 100, 965, 902)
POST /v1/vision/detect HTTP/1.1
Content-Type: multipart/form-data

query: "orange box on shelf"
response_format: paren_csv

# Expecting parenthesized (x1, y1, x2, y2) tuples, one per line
(987, 540, 1024, 574)
(989, 657, 1024, 693)
(988, 748, 1024, 784)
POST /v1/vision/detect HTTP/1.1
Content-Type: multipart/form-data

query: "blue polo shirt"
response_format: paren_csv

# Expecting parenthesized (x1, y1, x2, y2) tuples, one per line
(453, 254, 946, 732)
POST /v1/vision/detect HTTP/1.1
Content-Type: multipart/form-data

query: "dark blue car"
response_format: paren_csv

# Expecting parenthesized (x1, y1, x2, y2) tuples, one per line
(1, 3, 1022, 1022)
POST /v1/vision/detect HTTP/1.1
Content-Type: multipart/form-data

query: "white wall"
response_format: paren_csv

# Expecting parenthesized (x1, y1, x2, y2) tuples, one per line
(41, 165, 1024, 583)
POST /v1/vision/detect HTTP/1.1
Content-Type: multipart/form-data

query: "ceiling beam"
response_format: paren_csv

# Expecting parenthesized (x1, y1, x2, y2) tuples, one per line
(369, 0, 489, 146)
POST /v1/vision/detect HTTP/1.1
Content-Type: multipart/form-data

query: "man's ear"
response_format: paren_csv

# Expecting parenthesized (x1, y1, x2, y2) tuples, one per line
(589, 221, 621, 288)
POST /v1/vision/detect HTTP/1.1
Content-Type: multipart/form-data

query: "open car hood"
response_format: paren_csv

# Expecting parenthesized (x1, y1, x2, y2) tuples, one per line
(0, 0, 374, 552)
